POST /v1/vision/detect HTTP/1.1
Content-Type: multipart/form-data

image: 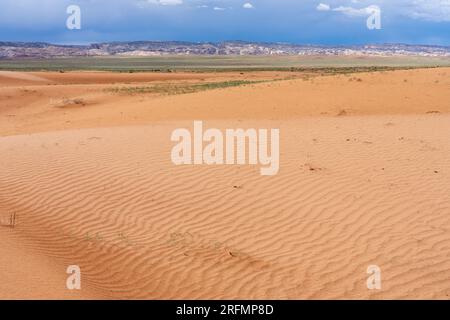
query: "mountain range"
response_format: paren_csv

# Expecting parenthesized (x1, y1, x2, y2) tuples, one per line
(1, 41, 449, 59)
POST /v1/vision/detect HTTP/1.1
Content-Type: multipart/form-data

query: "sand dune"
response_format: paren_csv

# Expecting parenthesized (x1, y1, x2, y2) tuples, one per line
(0, 68, 450, 299)
(1, 68, 449, 136)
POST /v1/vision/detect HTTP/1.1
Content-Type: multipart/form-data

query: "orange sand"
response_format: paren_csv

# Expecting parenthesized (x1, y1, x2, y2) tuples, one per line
(0, 68, 449, 299)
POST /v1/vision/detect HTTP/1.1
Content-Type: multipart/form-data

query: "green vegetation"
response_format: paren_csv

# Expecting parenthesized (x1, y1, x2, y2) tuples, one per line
(0, 55, 449, 72)
(106, 80, 263, 95)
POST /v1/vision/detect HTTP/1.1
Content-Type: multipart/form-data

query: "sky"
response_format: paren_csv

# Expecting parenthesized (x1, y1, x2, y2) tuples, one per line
(0, 0, 449, 45)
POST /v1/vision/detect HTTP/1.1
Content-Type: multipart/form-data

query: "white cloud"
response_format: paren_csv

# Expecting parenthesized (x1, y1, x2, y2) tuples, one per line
(332, 5, 378, 17)
(316, 2, 378, 17)
(316, 3, 330, 11)
(146, 0, 183, 6)
(141, 0, 449, 22)
(403, 0, 450, 22)
(318, 0, 450, 22)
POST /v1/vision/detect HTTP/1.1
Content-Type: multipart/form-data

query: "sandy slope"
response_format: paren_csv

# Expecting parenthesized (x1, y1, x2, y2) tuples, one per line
(0, 68, 450, 299)
(1, 68, 449, 136)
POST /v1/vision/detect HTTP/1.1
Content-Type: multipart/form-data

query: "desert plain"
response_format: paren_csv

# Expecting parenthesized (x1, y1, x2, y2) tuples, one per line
(0, 65, 450, 299)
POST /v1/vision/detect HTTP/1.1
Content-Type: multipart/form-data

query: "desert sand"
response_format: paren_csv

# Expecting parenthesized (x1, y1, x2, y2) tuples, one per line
(0, 68, 450, 299)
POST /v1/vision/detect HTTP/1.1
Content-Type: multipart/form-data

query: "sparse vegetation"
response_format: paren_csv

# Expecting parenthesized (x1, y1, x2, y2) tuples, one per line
(106, 80, 263, 96)
(0, 55, 448, 72)
(54, 97, 86, 108)
(337, 109, 349, 116)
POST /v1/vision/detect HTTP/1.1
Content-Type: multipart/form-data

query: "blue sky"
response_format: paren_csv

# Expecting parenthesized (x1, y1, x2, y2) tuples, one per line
(0, 0, 449, 45)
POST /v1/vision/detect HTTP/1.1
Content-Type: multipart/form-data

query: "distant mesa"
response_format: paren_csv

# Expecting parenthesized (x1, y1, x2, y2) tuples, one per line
(0, 41, 449, 59)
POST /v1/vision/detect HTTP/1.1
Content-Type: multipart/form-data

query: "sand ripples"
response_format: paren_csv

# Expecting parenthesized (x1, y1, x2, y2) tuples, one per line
(1, 116, 450, 299)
